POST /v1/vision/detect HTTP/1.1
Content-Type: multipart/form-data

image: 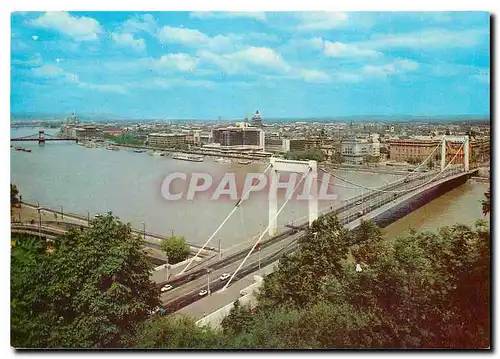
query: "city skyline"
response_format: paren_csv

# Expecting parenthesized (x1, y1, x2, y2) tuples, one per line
(11, 11, 490, 119)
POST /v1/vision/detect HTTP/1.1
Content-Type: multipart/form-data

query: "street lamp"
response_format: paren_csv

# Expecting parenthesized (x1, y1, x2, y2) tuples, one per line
(170, 229, 174, 238)
(142, 221, 146, 240)
(60, 205, 64, 219)
(218, 237, 222, 260)
(36, 206, 42, 239)
(206, 268, 211, 295)
(258, 244, 261, 273)
(166, 255, 169, 280)
(87, 211, 90, 224)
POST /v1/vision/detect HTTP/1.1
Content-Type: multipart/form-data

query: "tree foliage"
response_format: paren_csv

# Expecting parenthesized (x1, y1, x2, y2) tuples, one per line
(11, 213, 160, 348)
(482, 187, 490, 216)
(284, 150, 325, 162)
(130, 315, 219, 349)
(221, 300, 253, 336)
(11, 184, 19, 206)
(160, 236, 191, 264)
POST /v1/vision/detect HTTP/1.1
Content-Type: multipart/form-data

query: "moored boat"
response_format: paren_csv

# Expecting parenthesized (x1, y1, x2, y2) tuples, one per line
(22, 148, 32, 152)
(215, 157, 231, 164)
(238, 160, 252, 165)
(106, 145, 120, 151)
(172, 153, 204, 162)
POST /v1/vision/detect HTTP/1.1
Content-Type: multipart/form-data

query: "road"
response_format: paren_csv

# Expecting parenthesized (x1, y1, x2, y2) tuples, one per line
(157, 166, 467, 311)
(159, 230, 301, 306)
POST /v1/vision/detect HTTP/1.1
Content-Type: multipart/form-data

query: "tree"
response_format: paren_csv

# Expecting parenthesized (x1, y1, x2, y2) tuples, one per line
(160, 236, 191, 264)
(221, 300, 253, 335)
(331, 152, 342, 164)
(257, 213, 351, 309)
(364, 155, 380, 164)
(284, 150, 325, 162)
(482, 187, 490, 216)
(11, 184, 19, 206)
(130, 314, 219, 349)
(11, 213, 160, 348)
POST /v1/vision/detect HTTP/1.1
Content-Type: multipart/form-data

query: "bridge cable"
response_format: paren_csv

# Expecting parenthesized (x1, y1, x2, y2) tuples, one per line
(221, 170, 309, 291)
(178, 164, 272, 275)
(319, 143, 464, 195)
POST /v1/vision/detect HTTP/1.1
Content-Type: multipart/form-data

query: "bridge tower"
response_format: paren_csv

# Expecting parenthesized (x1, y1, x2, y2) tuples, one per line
(38, 130, 45, 144)
(440, 135, 469, 172)
(268, 158, 318, 236)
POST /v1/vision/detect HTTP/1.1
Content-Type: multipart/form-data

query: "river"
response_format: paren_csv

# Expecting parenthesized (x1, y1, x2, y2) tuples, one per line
(10, 127, 488, 247)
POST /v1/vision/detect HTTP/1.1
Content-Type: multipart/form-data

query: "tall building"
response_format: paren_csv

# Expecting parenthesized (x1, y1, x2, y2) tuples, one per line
(251, 110, 263, 127)
(341, 136, 381, 165)
(147, 133, 186, 148)
(211, 122, 264, 149)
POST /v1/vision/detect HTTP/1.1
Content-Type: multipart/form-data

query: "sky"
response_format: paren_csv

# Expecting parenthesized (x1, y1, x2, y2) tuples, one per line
(11, 11, 490, 119)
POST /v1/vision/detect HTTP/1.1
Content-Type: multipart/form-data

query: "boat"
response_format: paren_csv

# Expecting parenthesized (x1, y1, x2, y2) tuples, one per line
(22, 148, 32, 152)
(14, 146, 23, 151)
(172, 153, 204, 162)
(238, 160, 252, 165)
(106, 145, 120, 151)
(215, 157, 231, 164)
(133, 149, 147, 153)
(152, 151, 163, 156)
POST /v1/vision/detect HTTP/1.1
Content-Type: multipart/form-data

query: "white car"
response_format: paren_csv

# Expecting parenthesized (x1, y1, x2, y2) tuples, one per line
(161, 284, 173, 292)
(219, 273, 230, 281)
(199, 289, 209, 297)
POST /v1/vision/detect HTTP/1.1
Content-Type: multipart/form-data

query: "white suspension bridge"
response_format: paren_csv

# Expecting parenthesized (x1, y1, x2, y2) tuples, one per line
(158, 135, 478, 312)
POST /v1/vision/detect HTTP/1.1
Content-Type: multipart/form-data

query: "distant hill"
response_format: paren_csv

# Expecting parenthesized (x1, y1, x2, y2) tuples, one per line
(11, 112, 490, 124)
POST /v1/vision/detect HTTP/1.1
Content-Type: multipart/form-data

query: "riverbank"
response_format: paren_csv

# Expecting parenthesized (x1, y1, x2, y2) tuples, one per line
(10, 202, 215, 257)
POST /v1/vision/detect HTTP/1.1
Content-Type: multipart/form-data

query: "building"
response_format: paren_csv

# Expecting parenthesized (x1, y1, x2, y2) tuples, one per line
(199, 131, 213, 145)
(387, 137, 441, 163)
(74, 125, 98, 139)
(212, 122, 264, 149)
(184, 130, 201, 146)
(251, 110, 263, 127)
(341, 136, 380, 165)
(147, 133, 186, 148)
(265, 138, 287, 153)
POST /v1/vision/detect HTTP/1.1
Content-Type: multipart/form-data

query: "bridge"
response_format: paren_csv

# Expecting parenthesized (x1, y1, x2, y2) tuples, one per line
(10, 130, 78, 144)
(148, 135, 484, 315)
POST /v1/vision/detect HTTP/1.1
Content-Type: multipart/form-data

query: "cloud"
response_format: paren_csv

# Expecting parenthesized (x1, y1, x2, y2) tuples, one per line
(78, 82, 127, 94)
(111, 32, 146, 52)
(121, 13, 158, 35)
(32, 64, 79, 83)
(361, 59, 419, 78)
(29, 11, 103, 41)
(324, 41, 382, 58)
(12, 53, 43, 67)
(190, 11, 266, 21)
(198, 46, 291, 75)
(364, 28, 487, 49)
(471, 69, 490, 84)
(227, 47, 290, 71)
(294, 12, 349, 31)
(154, 53, 198, 72)
(31, 64, 126, 93)
(157, 26, 209, 47)
(157, 26, 246, 53)
(296, 69, 330, 83)
(147, 77, 216, 89)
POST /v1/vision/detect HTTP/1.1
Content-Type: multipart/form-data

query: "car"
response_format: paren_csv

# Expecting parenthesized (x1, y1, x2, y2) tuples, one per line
(219, 273, 230, 281)
(355, 200, 363, 205)
(161, 284, 173, 292)
(199, 289, 209, 297)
